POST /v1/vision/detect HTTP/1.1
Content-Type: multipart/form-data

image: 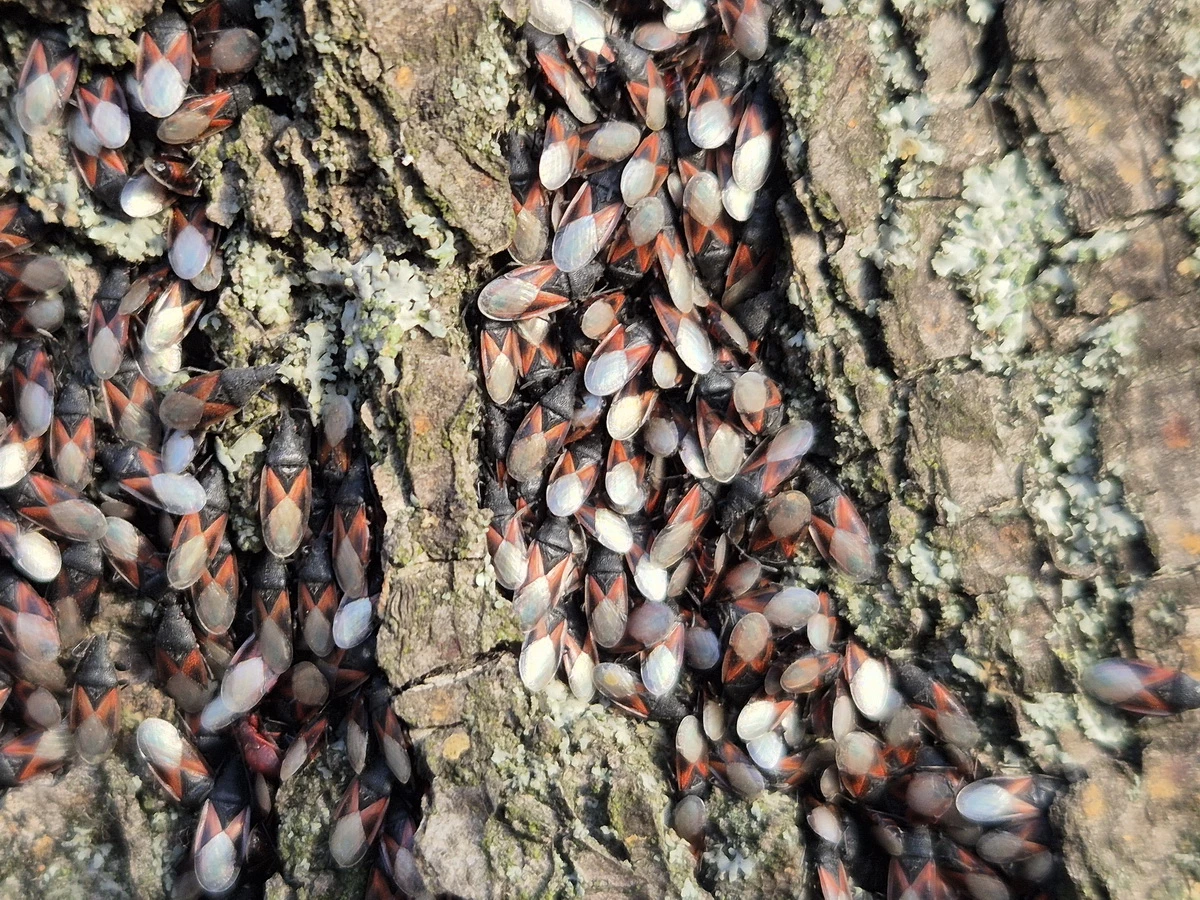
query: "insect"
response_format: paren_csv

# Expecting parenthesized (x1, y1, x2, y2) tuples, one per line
(1081, 657, 1200, 717)
(0, 8, 427, 894)
(469, 6, 1080, 899)
(14, 31, 78, 136)
(259, 413, 312, 559)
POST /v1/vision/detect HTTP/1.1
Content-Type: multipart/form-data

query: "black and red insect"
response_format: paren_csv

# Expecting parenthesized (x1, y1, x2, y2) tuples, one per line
(259, 413, 312, 560)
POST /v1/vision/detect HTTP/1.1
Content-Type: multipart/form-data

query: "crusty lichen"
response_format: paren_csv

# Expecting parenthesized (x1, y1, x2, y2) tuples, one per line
(308, 245, 447, 383)
(934, 152, 1129, 373)
(1174, 28, 1200, 269)
(824, 0, 995, 25)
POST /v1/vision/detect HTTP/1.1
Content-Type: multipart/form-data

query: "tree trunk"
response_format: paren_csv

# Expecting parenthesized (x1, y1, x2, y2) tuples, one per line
(0, 0, 1197, 898)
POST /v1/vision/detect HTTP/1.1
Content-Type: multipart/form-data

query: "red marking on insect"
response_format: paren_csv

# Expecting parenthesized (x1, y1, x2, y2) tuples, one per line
(297, 538, 339, 658)
(1081, 657, 1200, 717)
(718, 420, 815, 530)
(563, 8, 615, 88)
(614, 37, 666, 131)
(593, 661, 651, 719)
(98, 443, 206, 515)
(191, 2, 262, 77)
(682, 209, 735, 287)
(167, 204, 217, 283)
(3, 471, 106, 542)
(235, 714, 285, 779)
(69, 635, 120, 763)
(816, 843, 854, 900)
(0, 418, 45, 492)
(46, 541, 101, 648)
(723, 204, 777, 308)
(806, 466, 877, 583)
(280, 715, 329, 782)
(259, 414, 312, 560)
(507, 374, 577, 486)
(159, 364, 278, 433)
(572, 121, 636, 179)
(654, 225, 705, 313)
(12, 340, 55, 437)
(156, 603, 216, 714)
(71, 144, 129, 212)
(0, 725, 71, 786)
(0, 568, 62, 687)
(731, 369, 782, 437)
(478, 261, 571, 322)
(367, 683, 412, 784)
(0, 202, 47, 259)
(88, 270, 133, 383)
(192, 758, 251, 895)
(887, 830, 954, 900)
(529, 31, 598, 125)
(117, 263, 172, 316)
(537, 109, 581, 194)
(315, 641, 376, 698)
(641, 616, 685, 698)
(100, 514, 168, 598)
(332, 457, 372, 599)
(515, 317, 562, 382)
(675, 714, 710, 794)
(546, 436, 602, 518)
(716, 0, 772, 59)
(837, 730, 890, 801)
(330, 760, 394, 868)
(75, 75, 130, 150)
(584, 547, 630, 650)
(779, 651, 843, 695)
(168, 467, 229, 590)
(192, 538, 239, 636)
(605, 437, 648, 515)
(135, 13, 192, 119)
(513, 516, 578, 633)
(15, 32, 78, 136)
(158, 87, 250, 145)
(252, 555, 294, 675)
(553, 178, 625, 275)
(143, 153, 201, 197)
(584, 319, 656, 397)
(0, 253, 66, 305)
(519, 605, 568, 693)
(748, 489, 811, 559)
(606, 223, 659, 286)
(101, 359, 161, 449)
(721, 611, 774, 688)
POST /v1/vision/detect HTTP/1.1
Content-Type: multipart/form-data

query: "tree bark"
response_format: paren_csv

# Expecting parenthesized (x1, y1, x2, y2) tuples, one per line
(0, 0, 1197, 898)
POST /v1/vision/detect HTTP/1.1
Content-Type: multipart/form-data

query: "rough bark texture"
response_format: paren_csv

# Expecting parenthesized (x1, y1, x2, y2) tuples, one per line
(0, 0, 1199, 898)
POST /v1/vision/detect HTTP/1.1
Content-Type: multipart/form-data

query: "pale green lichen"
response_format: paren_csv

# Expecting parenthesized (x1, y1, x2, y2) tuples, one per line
(1029, 313, 1142, 571)
(882, 93, 945, 198)
(214, 430, 265, 473)
(277, 321, 341, 415)
(402, 185, 459, 269)
(826, 0, 995, 25)
(256, 0, 298, 61)
(934, 152, 1129, 372)
(934, 152, 1072, 370)
(307, 246, 447, 384)
(897, 536, 960, 588)
(222, 237, 300, 328)
(1004, 575, 1037, 611)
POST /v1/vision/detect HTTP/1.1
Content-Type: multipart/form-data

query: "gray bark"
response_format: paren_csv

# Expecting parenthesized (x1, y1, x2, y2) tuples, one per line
(0, 0, 1198, 898)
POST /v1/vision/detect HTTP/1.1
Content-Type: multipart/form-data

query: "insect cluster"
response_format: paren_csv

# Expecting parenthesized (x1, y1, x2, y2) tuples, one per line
(3, 5, 425, 898)
(475, 1, 1200, 897)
